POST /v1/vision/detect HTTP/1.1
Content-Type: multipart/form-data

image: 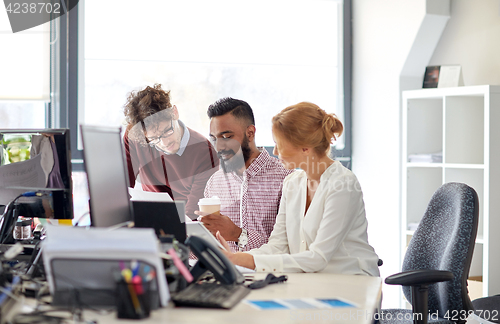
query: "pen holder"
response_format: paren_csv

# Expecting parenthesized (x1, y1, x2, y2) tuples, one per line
(116, 279, 152, 319)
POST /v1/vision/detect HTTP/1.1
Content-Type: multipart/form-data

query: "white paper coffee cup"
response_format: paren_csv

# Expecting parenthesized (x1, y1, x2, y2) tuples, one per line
(198, 196, 221, 214)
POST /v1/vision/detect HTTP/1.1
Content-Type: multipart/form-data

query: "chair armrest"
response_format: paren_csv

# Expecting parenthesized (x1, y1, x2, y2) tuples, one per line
(385, 269, 453, 286)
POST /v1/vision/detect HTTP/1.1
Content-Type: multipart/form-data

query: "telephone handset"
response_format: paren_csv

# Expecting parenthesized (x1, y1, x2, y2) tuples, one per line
(185, 235, 245, 285)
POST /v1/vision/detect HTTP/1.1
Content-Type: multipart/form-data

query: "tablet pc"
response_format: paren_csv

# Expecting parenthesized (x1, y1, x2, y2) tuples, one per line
(185, 222, 225, 249)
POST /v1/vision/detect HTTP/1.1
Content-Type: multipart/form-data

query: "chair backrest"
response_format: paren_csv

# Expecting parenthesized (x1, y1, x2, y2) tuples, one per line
(402, 182, 479, 316)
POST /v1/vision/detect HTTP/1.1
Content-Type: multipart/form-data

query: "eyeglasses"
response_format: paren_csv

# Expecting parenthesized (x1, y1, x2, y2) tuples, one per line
(146, 120, 174, 146)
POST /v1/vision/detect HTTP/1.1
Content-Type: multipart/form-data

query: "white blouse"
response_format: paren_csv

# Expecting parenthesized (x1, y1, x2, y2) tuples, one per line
(248, 161, 380, 276)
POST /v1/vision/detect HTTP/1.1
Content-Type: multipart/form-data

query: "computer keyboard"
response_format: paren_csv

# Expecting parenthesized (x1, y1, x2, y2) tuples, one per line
(171, 282, 251, 309)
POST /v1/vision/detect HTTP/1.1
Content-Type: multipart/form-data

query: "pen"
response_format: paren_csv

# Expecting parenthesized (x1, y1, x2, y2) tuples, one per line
(121, 268, 132, 282)
(146, 270, 156, 282)
(143, 265, 150, 277)
(122, 269, 142, 315)
(143, 265, 156, 281)
(167, 248, 193, 283)
(132, 275, 144, 295)
(131, 260, 140, 277)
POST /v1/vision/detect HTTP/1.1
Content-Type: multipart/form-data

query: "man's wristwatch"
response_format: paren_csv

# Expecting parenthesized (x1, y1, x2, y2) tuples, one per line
(237, 228, 248, 251)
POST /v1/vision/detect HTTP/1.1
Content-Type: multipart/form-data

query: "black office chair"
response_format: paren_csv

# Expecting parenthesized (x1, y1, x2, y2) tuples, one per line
(381, 182, 479, 324)
(471, 295, 500, 323)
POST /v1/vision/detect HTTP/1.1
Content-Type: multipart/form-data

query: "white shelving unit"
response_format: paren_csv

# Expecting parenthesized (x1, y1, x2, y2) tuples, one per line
(402, 85, 500, 297)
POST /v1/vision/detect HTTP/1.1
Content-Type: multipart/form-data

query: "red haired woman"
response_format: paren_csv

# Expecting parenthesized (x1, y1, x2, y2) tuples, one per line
(217, 102, 379, 276)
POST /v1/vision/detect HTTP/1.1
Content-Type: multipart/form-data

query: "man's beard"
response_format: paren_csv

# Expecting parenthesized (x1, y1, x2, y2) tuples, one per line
(218, 136, 252, 173)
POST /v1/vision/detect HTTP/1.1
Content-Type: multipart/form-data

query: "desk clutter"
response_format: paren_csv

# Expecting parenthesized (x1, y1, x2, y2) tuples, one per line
(115, 262, 155, 319)
(170, 274, 287, 309)
(0, 126, 292, 322)
(0, 223, 289, 322)
(171, 282, 250, 309)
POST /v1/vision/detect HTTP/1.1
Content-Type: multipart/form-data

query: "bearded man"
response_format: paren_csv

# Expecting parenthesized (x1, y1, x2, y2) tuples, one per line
(196, 98, 293, 252)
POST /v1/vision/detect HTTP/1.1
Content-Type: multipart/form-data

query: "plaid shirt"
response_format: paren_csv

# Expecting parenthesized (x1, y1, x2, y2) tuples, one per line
(204, 149, 294, 252)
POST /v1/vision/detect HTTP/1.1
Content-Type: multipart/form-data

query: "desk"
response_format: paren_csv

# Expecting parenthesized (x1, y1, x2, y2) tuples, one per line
(6, 273, 382, 324)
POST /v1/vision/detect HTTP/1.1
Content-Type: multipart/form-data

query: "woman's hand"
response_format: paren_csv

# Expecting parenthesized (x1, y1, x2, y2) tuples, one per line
(216, 230, 232, 252)
(216, 231, 256, 270)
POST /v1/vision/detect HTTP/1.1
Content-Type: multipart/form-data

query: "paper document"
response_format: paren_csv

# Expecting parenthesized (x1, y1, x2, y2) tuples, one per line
(188, 258, 255, 274)
(128, 187, 173, 202)
(408, 152, 442, 163)
(235, 265, 255, 274)
(0, 153, 46, 188)
(0, 154, 47, 204)
(246, 298, 357, 310)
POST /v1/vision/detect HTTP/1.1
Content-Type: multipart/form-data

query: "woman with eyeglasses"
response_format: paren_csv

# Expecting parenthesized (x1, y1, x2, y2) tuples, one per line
(217, 102, 380, 276)
(123, 84, 219, 219)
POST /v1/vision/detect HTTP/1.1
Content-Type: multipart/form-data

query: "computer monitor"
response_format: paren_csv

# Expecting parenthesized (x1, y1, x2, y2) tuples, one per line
(132, 200, 187, 242)
(80, 125, 133, 227)
(0, 128, 73, 219)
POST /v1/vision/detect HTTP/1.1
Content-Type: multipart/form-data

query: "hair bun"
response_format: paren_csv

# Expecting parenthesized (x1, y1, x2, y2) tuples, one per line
(322, 113, 343, 141)
(272, 102, 344, 156)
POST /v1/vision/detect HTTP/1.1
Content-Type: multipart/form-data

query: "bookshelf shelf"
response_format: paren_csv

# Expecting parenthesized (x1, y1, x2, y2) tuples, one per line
(402, 85, 500, 297)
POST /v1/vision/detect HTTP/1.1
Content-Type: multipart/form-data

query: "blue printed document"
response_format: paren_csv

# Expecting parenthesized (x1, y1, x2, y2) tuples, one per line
(246, 298, 357, 310)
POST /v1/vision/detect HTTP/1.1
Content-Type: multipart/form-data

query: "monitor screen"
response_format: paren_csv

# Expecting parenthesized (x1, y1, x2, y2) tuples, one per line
(132, 200, 186, 242)
(0, 129, 73, 219)
(80, 125, 133, 227)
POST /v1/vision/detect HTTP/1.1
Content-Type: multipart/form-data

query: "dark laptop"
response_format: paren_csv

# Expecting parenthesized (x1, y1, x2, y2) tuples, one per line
(132, 200, 187, 243)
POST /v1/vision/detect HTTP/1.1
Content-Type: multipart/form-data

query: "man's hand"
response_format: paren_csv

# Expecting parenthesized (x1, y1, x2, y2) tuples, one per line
(194, 210, 242, 241)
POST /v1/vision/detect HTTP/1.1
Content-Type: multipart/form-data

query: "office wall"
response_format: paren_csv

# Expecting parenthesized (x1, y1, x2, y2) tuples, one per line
(353, 0, 500, 308)
(351, 0, 427, 308)
(429, 0, 500, 85)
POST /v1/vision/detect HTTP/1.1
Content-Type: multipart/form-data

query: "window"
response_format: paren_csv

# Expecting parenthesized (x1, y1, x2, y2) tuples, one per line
(66, 0, 351, 161)
(2, 0, 351, 220)
(0, 11, 51, 128)
(81, 0, 345, 144)
(0, 102, 47, 128)
(60, 0, 351, 167)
